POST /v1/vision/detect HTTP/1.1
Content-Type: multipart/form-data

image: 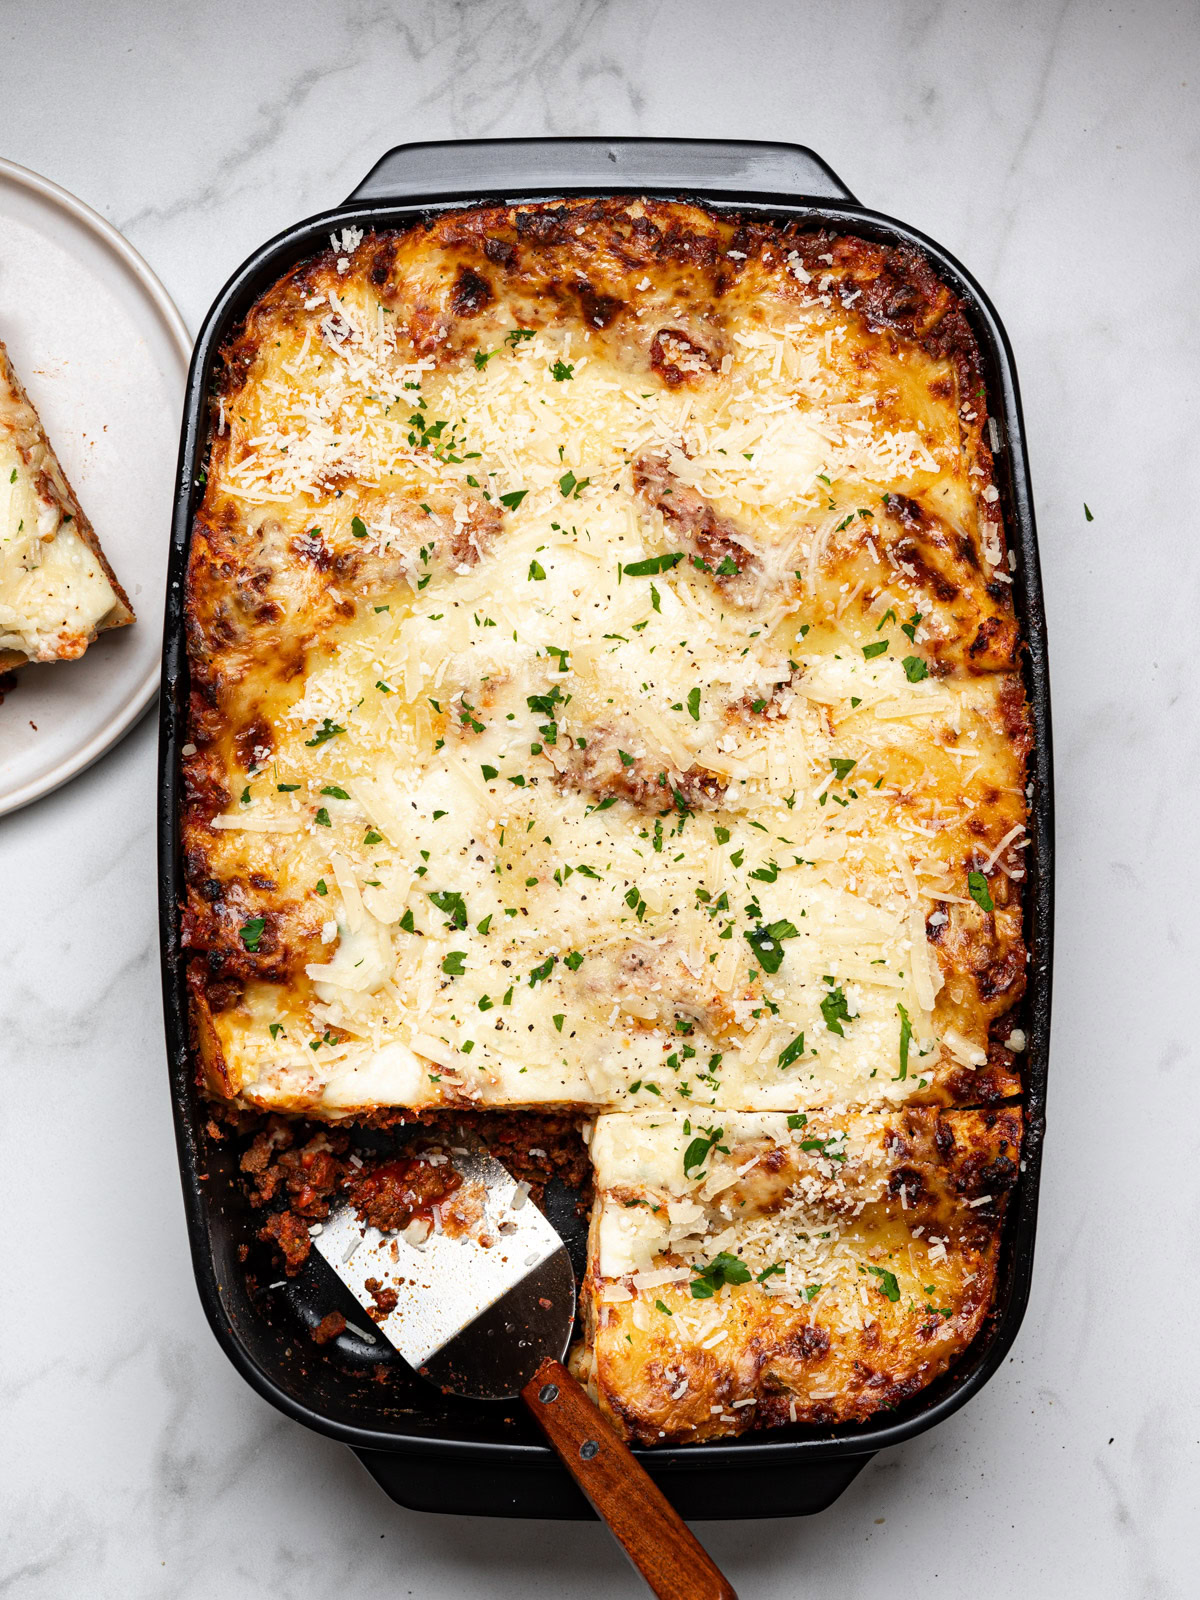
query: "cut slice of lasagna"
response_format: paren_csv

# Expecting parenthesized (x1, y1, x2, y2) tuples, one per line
(0, 339, 133, 669)
(577, 1106, 1021, 1442)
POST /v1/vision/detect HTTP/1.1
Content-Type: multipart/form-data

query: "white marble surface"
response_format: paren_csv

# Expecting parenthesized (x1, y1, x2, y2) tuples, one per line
(3, 2, 1199, 1595)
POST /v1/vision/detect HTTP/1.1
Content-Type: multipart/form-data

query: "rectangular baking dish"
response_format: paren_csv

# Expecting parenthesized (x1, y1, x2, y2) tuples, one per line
(157, 137, 1053, 1520)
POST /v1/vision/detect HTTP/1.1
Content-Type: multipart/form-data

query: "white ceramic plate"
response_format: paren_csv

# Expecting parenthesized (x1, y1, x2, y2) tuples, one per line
(0, 158, 191, 816)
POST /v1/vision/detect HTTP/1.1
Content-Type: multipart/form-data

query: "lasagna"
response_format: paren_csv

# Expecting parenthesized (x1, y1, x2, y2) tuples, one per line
(0, 339, 133, 668)
(182, 197, 1030, 1440)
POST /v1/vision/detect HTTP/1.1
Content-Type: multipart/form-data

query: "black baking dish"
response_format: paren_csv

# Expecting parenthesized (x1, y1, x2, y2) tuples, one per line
(157, 138, 1054, 1520)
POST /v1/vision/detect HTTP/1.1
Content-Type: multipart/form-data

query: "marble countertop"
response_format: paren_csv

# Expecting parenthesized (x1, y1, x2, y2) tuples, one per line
(4, 3, 1198, 1595)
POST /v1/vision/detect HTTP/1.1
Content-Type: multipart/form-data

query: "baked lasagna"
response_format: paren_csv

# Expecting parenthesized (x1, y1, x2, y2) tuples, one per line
(0, 339, 133, 668)
(182, 198, 1030, 1441)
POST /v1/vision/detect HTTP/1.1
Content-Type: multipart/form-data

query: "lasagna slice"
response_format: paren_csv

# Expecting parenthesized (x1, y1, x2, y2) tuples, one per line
(0, 339, 133, 669)
(577, 1107, 1021, 1442)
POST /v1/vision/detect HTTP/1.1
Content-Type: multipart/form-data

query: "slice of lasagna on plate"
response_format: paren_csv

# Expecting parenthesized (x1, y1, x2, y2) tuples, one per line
(0, 338, 133, 670)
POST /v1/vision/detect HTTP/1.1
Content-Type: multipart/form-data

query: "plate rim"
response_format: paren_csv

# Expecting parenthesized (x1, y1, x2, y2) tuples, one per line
(0, 156, 192, 818)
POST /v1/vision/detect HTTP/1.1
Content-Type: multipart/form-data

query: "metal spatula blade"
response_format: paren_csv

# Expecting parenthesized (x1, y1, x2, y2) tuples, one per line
(311, 1144, 737, 1599)
(313, 1146, 575, 1397)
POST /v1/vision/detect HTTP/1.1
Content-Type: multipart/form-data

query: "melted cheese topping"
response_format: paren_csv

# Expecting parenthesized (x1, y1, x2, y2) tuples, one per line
(0, 345, 123, 663)
(189, 206, 1026, 1119)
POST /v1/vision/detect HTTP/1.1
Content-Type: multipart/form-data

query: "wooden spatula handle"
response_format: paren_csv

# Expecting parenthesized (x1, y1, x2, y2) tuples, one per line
(522, 1357, 738, 1600)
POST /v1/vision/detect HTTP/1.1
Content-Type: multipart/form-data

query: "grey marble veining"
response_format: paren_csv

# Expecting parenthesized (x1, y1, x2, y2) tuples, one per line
(3, 1, 1199, 1595)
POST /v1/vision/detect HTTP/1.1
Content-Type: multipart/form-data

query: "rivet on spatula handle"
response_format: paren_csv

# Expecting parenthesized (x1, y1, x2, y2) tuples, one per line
(522, 1357, 738, 1600)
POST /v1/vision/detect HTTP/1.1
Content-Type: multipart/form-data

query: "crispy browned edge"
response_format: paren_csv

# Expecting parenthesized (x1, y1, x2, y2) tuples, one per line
(0, 337, 135, 670)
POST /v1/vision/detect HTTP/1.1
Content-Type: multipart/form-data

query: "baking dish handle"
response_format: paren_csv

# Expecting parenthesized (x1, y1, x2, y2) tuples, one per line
(345, 137, 857, 206)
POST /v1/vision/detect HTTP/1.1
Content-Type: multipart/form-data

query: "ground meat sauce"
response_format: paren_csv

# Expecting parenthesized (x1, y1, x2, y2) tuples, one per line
(348, 1156, 463, 1234)
(363, 1278, 400, 1321)
(229, 1108, 591, 1283)
(311, 1311, 346, 1345)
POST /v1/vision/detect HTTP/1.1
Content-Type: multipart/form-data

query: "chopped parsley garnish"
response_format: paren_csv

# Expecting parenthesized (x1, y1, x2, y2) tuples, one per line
(528, 559, 547, 581)
(551, 360, 574, 381)
(686, 686, 701, 721)
(1084, 503, 1094, 522)
(429, 889, 468, 930)
(862, 639, 889, 659)
(901, 611, 922, 644)
(757, 1263, 786, 1283)
(867, 1265, 901, 1302)
(315, 880, 328, 895)
(800, 1136, 847, 1164)
(239, 916, 266, 952)
(527, 684, 566, 719)
(305, 717, 344, 746)
(690, 1252, 751, 1298)
(269, 1022, 284, 1040)
(320, 785, 349, 800)
(744, 919, 799, 974)
(314, 807, 331, 827)
(276, 783, 300, 792)
(787, 1113, 808, 1130)
(967, 871, 994, 912)
(714, 826, 731, 845)
(715, 554, 740, 576)
(399, 908, 415, 932)
(350, 515, 368, 538)
(558, 469, 588, 498)
(529, 955, 556, 985)
(564, 951, 585, 970)
(820, 981, 852, 1036)
(499, 489, 528, 510)
(623, 552, 684, 577)
(896, 1002, 912, 1081)
(902, 655, 928, 682)
(683, 1124, 727, 1177)
(777, 1034, 806, 1070)
(441, 951, 467, 976)
(829, 757, 857, 782)
(481, 764, 499, 781)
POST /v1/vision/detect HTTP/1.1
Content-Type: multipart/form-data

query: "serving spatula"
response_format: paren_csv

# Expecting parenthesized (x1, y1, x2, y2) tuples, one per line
(313, 1145, 736, 1600)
